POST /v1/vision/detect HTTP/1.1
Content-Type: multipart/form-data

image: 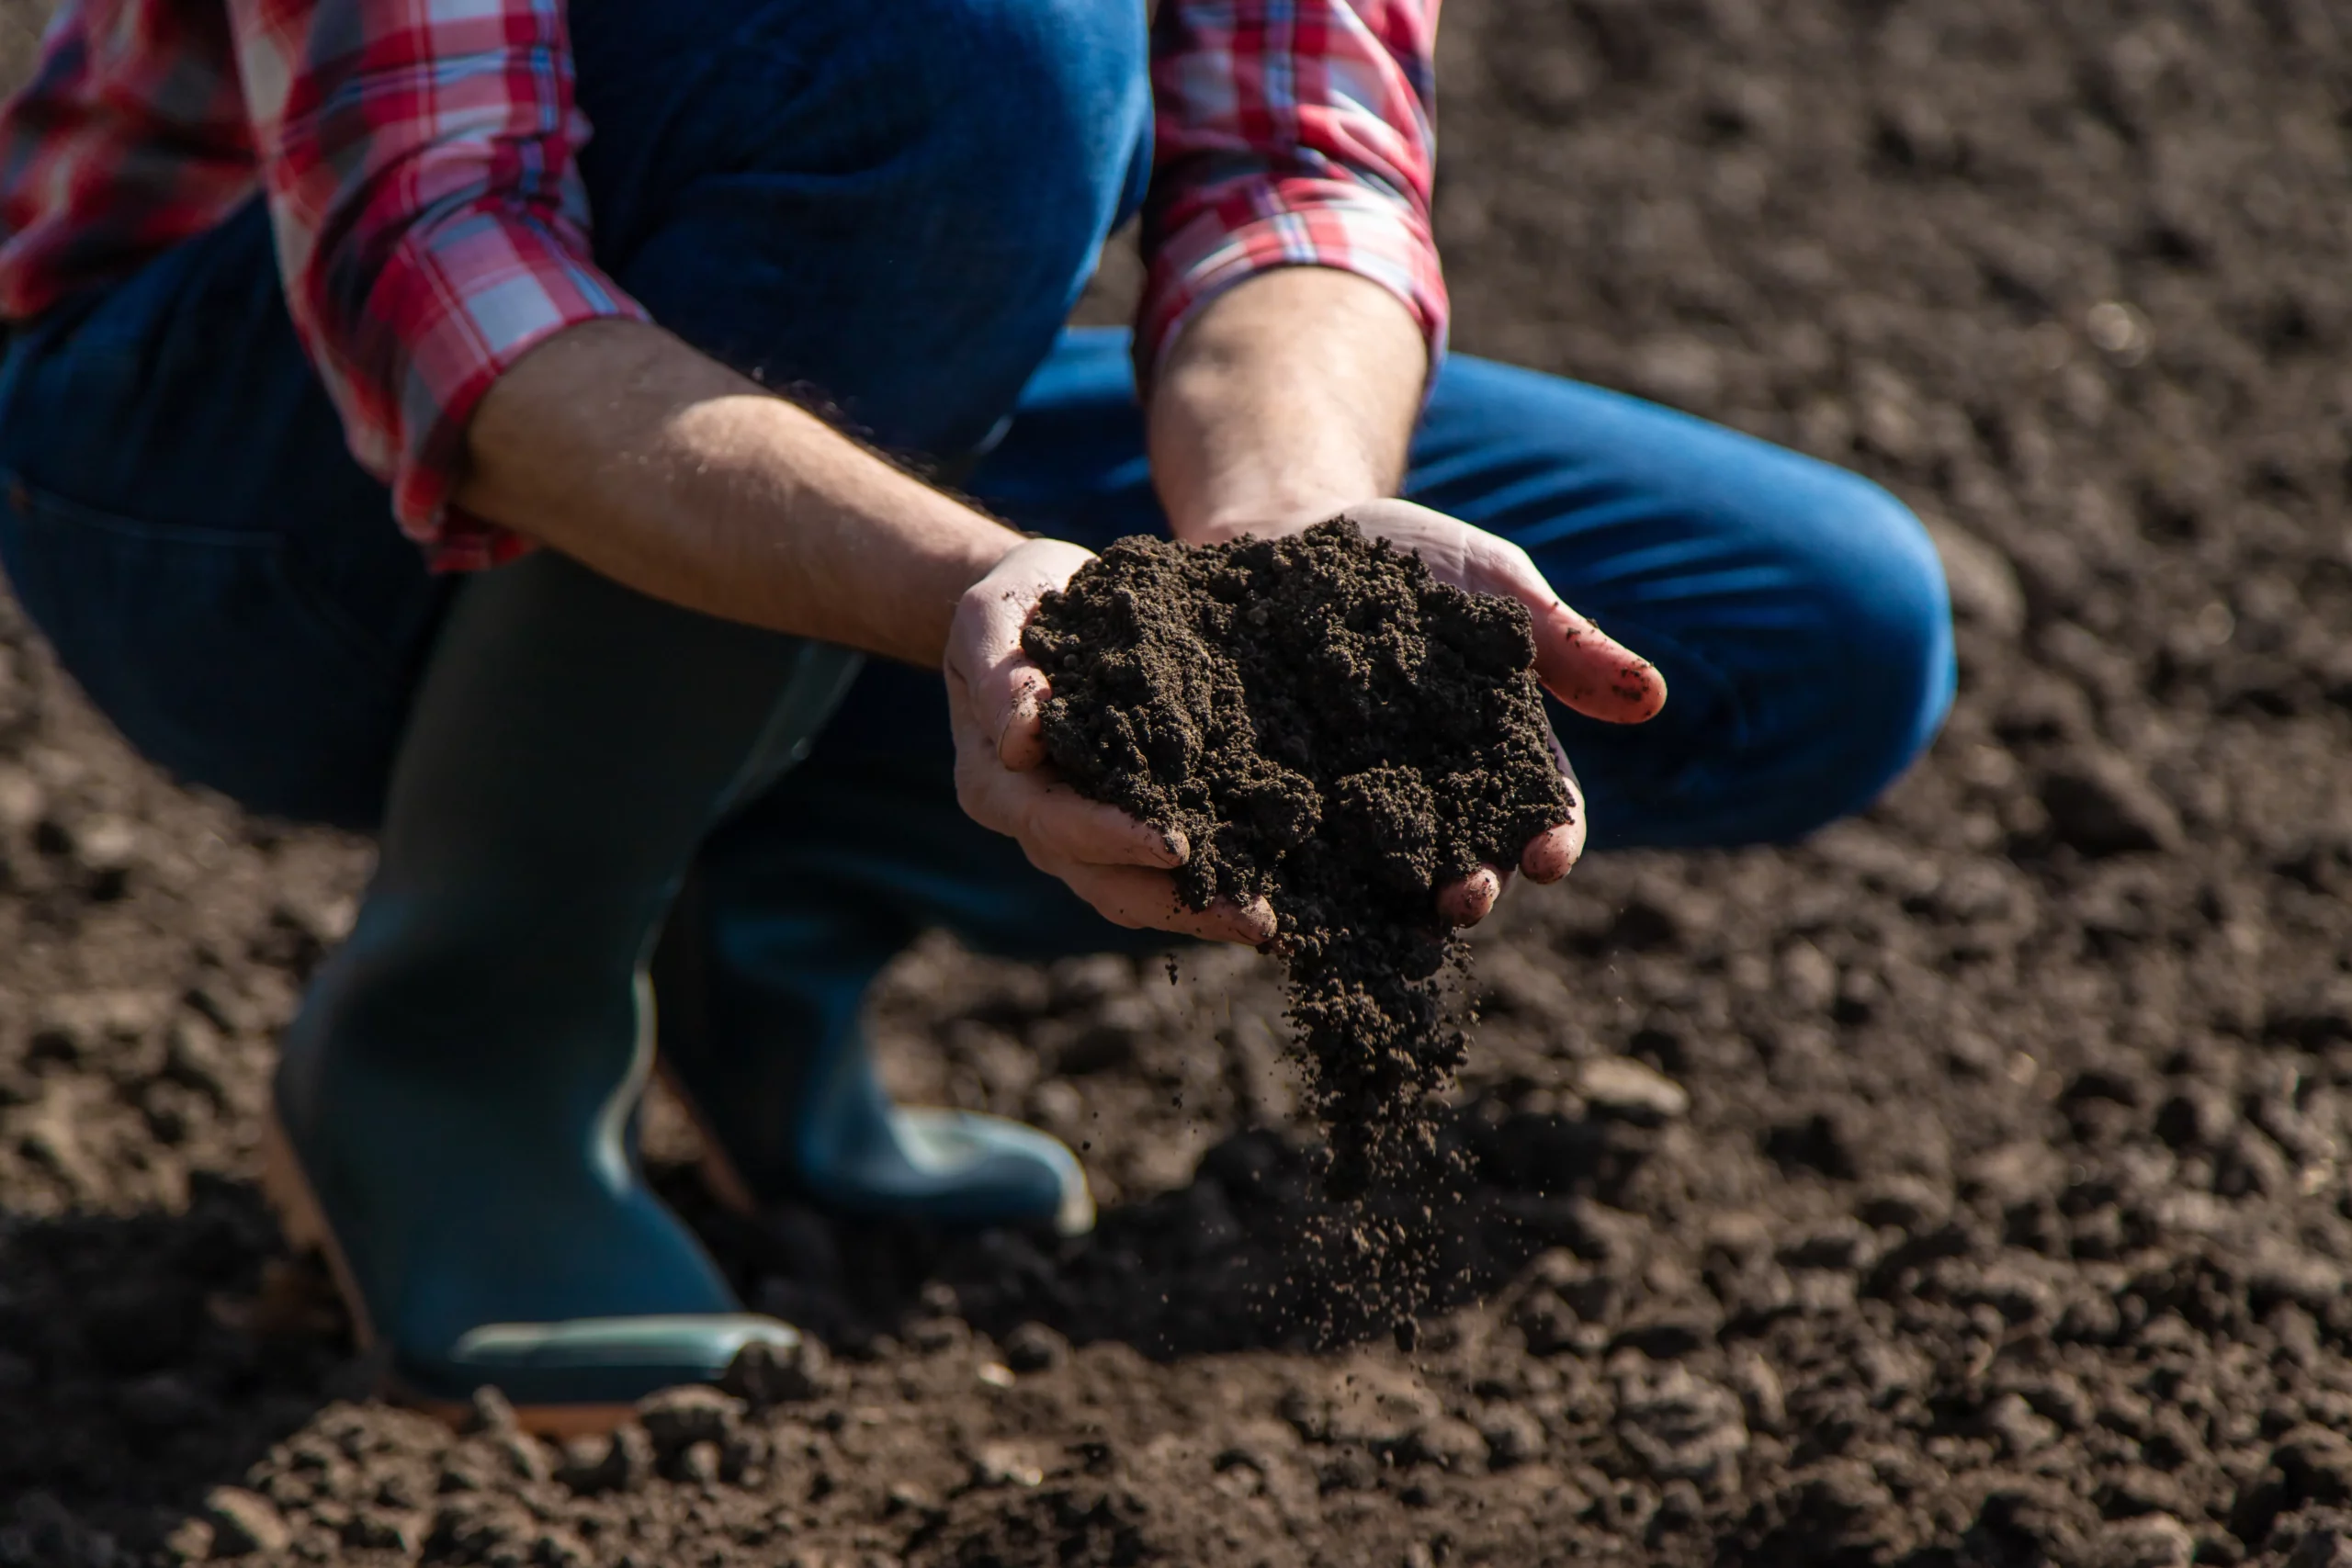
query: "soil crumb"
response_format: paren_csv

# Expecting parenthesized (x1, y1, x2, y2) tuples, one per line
(1022, 517, 1572, 1194)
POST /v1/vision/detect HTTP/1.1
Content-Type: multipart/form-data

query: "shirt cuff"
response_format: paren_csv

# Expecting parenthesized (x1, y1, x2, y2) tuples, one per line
(356, 208, 648, 571)
(1137, 175, 1449, 389)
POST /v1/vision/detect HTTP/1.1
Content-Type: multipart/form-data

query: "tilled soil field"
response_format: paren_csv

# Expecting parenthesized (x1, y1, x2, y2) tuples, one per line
(6, 0, 2352, 1563)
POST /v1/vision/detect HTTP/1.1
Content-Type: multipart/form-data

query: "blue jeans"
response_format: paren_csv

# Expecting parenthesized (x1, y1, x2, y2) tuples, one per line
(0, 0, 1953, 978)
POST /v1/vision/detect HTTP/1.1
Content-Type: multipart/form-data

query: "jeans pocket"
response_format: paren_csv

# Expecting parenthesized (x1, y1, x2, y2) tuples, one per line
(0, 473, 416, 828)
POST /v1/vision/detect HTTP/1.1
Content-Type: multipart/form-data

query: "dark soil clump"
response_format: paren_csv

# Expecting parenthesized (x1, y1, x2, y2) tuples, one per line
(1022, 518, 1571, 1190)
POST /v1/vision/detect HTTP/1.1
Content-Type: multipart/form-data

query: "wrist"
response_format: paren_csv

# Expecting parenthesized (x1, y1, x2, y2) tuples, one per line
(1147, 270, 1422, 548)
(1175, 492, 1386, 547)
(955, 518, 1033, 585)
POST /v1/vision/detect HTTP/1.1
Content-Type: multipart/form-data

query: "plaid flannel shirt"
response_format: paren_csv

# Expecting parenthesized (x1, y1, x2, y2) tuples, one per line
(0, 0, 1445, 568)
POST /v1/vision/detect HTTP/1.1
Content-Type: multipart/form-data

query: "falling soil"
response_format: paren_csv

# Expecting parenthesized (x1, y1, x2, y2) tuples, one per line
(1021, 518, 1572, 1194)
(10, 0, 2352, 1564)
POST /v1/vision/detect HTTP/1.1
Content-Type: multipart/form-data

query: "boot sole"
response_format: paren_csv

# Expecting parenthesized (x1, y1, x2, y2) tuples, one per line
(258, 1109, 639, 1438)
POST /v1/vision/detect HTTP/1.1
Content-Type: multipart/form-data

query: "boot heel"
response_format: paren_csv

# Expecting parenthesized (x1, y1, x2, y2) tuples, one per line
(259, 1109, 379, 1349)
(264, 1103, 739, 1439)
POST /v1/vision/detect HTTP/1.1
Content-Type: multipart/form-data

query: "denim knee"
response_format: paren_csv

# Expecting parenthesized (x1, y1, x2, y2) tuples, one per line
(1785, 476, 1957, 829)
(576, 0, 1150, 457)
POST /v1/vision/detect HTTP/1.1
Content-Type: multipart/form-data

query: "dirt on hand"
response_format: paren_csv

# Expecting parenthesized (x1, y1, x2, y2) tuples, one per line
(1022, 517, 1572, 1192)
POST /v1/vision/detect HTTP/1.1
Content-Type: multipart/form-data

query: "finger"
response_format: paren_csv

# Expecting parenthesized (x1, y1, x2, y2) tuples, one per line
(1427, 525, 1668, 725)
(1532, 600, 1668, 724)
(962, 582, 1041, 744)
(1345, 502, 1667, 724)
(1023, 777, 1189, 869)
(1522, 722, 1586, 884)
(1055, 862, 1275, 944)
(950, 673, 1185, 867)
(1544, 720, 1581, 801)
(1521, 821, 1581, 884)
(998, 667, 1050, 772)
(955, 741, 1184, 874)
(1207, 896, 1279, 946)
(1437, 864, 1505, 927)
(950, 539, 1094, 771)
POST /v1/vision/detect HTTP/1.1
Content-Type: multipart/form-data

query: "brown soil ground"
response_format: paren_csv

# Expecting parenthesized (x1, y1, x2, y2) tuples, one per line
(6, 1, 2352, 1565)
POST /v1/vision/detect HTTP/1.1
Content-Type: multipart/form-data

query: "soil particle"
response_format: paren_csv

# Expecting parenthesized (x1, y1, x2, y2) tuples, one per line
(1282, 1361, 1442, 1448)
(1612, 1361, 1747, 1491)
(2285, 1522, 2352, 1568)
(1000, 1322, 1069, 1373)
(2101, 1513, 2199, 1568)
(910, 1483, 1152, 1568)
(1471, 1403, 1545, 1468)
(633, 1385, 741, 1458)
(1575, 1055, 1690, 1125)
(198, 1485, 289, 1556)
(1024, 517, 1570, 1192)
(2040, 748, 2186, 857)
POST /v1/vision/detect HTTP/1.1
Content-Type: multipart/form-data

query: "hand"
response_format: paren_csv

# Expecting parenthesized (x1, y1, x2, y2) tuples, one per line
(945, 539, 1278, 945)
(1340, 498, 1668, 927)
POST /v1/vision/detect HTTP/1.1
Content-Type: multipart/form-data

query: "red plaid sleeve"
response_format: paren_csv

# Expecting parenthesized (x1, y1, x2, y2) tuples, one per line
(228, 0, 644, 567)
(1140, 0, 1446, 382)
(0, 4, 258, 320)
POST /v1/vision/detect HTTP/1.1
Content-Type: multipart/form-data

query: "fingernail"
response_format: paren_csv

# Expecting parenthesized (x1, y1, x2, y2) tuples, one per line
(1159, 828, 1188, 865)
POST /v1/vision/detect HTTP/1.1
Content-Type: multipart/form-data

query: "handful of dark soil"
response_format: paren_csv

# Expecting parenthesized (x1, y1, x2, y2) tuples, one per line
(1022, 517, 1572, 1191)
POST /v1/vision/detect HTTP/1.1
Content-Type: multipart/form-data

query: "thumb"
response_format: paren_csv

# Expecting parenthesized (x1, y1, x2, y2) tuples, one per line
(1455, 530, 1666, 725)
(950, 538, 1093, 771)
(996, 665, 1051, 771)
(1532, 599, 1667, 724)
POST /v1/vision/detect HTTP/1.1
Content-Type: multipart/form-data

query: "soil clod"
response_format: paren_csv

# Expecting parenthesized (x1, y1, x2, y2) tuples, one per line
(1024, 516, 1571, 1191)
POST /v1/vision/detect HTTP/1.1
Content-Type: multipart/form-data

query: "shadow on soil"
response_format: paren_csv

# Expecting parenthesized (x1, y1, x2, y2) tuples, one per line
(2, 1093, 1643, 1560)
(0, 1178, 361, 1562)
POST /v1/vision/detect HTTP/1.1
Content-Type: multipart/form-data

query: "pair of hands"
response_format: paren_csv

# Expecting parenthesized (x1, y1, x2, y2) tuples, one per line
(943, 499, 1668, 946)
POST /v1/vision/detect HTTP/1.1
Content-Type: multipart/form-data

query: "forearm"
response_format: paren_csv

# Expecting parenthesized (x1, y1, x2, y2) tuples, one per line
(458, 319, 1023, 666)
(1148, 267, 1430, 544)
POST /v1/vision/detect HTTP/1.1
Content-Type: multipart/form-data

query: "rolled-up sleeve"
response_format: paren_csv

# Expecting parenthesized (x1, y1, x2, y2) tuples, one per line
(227, 0, 644, 568)
(1139, 0, 1446, 383)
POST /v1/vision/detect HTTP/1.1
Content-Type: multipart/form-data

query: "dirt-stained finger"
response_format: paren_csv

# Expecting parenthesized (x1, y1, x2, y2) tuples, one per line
(1521, 821, 1581, 884)
(1210, 896, 1279, 945)
(997, 667, 1052, 772)
(947, 538, 1096, 772)
(1437, 864, 1505, 927)
(1019, 779, 1187, 869)
(1522, 721, 1588, 883)
(1338, 501, 1666, 725)
(948, 667, 1022, 835)
(1534, 602, 1668, 724)
(1053, 863, 1274, 944)
(953, 702, 1181, 870)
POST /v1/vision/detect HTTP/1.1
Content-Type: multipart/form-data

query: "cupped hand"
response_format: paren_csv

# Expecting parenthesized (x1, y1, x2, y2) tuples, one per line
(1341, 497, 1668, 928)
(945, 538, 1277, 946)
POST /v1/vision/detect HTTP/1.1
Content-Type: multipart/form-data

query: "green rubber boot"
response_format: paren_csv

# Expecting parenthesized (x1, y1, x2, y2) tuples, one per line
(269, 550, 860, 1427)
